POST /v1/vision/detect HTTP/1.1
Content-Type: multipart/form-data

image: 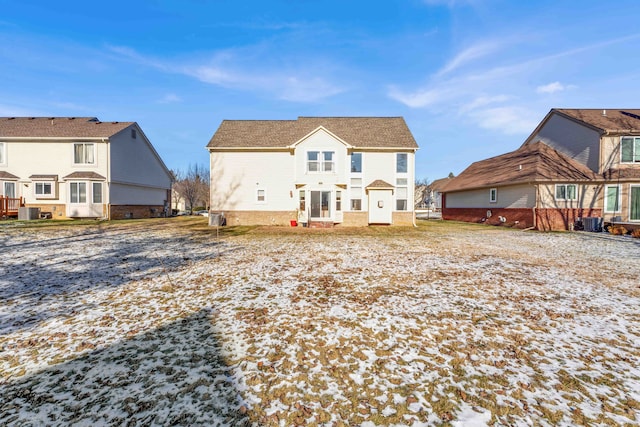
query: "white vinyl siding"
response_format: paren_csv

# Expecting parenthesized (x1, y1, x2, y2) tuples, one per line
(0, 142, 5, 165)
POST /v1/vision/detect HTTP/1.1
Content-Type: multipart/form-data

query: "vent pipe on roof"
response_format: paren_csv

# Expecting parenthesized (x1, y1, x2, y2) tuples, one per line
(602, 109, 607, 116)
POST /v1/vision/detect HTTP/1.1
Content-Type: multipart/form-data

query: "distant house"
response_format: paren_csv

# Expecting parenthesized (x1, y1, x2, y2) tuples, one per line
(0, 117, 172, 219)
(429, 176, 453, 211)
(207, 117, 419, 226)
(442, 109, 640, 231)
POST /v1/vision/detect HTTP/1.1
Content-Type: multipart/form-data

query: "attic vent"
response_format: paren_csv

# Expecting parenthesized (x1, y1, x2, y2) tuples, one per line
(621, 111, 640, 121)
(602, 109, 607, 116)
(87, 117, 99, 122)
(131, 128, 137, 139)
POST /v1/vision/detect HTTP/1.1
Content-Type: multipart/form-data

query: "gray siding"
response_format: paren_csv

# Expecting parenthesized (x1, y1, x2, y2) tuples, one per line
(531, 114, 601, 172)
(447, 184, 536, 208)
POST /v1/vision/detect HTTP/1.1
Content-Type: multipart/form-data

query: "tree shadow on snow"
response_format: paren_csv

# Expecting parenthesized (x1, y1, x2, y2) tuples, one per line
(0, 228, 237, 335)
(0, 309, 252, 426)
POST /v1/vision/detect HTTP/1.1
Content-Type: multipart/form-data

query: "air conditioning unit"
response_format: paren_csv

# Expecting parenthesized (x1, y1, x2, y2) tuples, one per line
(18, 207, 41, 220)
(582, 217, 602, 232)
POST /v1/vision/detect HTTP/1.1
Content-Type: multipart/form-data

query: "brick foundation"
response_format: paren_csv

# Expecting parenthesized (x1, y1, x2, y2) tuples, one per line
(24, 203, 67, 219)
(535, 208, 602, 232)
(219, 210, 296, 226)
(443, 207, 604, 231)
(443, 208, 534, 229)
(110, 205, 166, 220)
(392, 211, 415, 226)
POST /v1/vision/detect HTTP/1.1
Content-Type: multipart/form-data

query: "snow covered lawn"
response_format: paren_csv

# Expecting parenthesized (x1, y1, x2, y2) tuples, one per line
(1, 218, 639, 426)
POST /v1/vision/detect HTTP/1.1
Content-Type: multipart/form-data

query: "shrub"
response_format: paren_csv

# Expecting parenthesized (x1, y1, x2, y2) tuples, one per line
(609, 225, 628, 236)
(631, 229, 640, 239)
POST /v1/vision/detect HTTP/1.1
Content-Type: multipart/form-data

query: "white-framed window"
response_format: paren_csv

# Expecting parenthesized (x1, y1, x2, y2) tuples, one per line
(350, 152, 362, 173)
(489, 188, 497, 203)
(350, 178, 362, 211)
(396, 178, 408, 211)
(70, 182, 87, 203)
(92, 182, 103, 204)
(396, 153, 408, 173)
(256, 188, 266, 203)
(621, 136, 640, 163)
(73, 143, 95, 165)
(34, 182, 57, 199)
(0, 142, 5, 165)
(336, 190, 342, 211)
(604, 185, 621, 213)
(555, 184, 577, 201)
(307, 151, 335, 173)
(3, 181, 16, 198)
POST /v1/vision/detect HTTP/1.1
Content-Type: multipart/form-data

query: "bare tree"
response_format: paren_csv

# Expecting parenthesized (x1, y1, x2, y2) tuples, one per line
(414, 178, 431, 209)
(173, 163, 209, 214)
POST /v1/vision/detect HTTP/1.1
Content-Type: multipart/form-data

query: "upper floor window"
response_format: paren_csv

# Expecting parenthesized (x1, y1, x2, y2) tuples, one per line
(396, 153, 408, 173)
(0, 142, 5, 165)
(307, 151, 335, 173)
(74, 143, 95, 165)
(555, 184, 577, 200)
(621, 137, 640, 163)
(351, 153, 362, 173)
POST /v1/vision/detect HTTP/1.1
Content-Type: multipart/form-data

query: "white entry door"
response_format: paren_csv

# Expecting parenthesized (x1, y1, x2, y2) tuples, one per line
(368, 189, 393, 224)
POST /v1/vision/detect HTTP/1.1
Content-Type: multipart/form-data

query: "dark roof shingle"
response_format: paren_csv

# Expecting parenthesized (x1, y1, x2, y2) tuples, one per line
(553, 109, 640, 133)
(207, 117, 418, 149)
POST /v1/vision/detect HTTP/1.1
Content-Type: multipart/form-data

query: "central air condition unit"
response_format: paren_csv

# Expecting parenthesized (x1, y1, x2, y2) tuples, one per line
(582, 217, 602, 232)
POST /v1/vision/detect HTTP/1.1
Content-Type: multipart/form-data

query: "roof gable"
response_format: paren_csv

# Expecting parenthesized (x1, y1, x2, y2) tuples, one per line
(0, 117, 134, 139)
(443, 141, 600, 193)
(289, 126, 353, 149)
(207, 117, 418, 150)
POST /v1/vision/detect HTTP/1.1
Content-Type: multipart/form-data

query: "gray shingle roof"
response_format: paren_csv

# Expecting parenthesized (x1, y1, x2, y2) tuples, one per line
(207, 117, 419, 149)
(0, 117, 134, 138)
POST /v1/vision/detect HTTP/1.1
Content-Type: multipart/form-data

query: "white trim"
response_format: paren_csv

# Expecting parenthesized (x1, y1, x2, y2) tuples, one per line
(0, 142, 5, 166)
(72, 142, 96, 166)
(34, 181, 57, 200)
(289, 126, 353, 150)
(306, 149, 335, 174)
(604, 184, 621, 213)
(620, 136, 640, 164)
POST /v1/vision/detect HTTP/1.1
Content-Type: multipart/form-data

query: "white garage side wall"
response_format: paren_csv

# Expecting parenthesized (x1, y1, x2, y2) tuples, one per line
(109, 125, 172, 190)
(210, 151, 294, 211)
(446, 184, 536, 208)
(109, 183, 169, 205)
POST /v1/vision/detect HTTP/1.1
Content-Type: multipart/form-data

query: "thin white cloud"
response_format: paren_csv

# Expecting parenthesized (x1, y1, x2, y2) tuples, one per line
(158, 93, 182, 104)
(536, 81, 578, 94)
(108, 45, 344, 103)
(0, 103, 47, 116)
(469, 106, 539, 135)
(436, 41, 503, 77)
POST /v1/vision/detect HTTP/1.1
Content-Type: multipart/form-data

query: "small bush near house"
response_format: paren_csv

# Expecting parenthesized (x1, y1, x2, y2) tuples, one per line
(631, 228, 640, 238)
(609, 225, 628, 235)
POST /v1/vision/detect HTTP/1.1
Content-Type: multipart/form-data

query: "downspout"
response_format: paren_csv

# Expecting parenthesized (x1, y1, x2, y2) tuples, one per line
(105, 137, 111, 220)
(532, 183, 538, 230)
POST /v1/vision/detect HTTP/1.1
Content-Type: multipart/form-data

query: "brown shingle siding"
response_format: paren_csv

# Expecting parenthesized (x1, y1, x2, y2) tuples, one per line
(443, 141, 600, 193)
(0, 117, 134, 138)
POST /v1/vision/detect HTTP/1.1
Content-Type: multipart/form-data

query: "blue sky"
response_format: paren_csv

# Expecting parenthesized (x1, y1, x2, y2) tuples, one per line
(2, 0, 640, 181)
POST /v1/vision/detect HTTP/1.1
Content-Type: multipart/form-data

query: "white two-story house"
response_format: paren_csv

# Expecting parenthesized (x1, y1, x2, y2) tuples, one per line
(207, 117, 419, 226)
(0, 117, 172, 219)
